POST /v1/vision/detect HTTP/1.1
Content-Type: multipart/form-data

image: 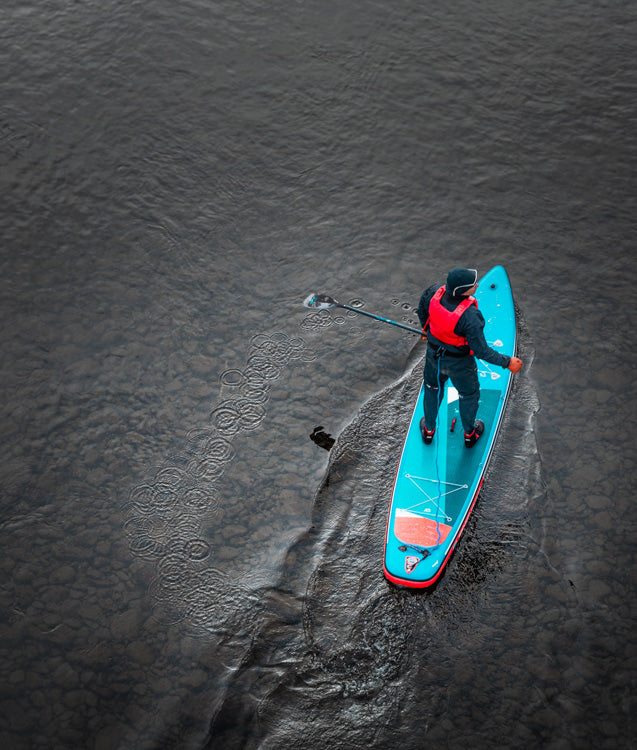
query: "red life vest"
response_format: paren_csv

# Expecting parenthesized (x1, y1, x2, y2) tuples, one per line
(425, 285, 477, 347)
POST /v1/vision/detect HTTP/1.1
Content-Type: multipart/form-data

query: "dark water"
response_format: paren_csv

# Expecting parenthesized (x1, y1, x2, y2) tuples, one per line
(2, 1, 636, 748)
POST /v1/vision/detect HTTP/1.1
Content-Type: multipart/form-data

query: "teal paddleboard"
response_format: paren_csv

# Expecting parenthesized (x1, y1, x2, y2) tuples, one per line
(383, 265, 517, 588)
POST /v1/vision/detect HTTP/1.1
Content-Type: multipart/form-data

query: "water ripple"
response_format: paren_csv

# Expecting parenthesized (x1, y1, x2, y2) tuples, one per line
(124, 330, 313, 634)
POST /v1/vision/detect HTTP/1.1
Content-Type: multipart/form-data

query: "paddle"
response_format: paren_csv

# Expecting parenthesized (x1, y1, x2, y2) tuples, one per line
(303, 293, 423, 336)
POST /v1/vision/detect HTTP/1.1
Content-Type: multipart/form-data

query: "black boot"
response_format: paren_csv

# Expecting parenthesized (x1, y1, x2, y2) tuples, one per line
(419, 418, 435, 445)
(464, 419, 485, 448)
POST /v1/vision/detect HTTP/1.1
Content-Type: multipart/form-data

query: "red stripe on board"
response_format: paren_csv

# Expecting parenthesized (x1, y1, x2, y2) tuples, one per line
(394, 511, 452, 546)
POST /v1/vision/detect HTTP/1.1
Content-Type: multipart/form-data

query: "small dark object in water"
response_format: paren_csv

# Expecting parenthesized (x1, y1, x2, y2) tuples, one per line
(310, 425, 335, 451)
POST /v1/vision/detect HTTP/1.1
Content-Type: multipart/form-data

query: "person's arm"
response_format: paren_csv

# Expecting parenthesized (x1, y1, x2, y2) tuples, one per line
(417, 284, 439, 328)
(462, 308, 512, 368)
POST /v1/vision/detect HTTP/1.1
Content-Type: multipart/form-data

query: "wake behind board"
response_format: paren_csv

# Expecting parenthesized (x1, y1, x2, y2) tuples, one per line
(383, 265, 517, 588)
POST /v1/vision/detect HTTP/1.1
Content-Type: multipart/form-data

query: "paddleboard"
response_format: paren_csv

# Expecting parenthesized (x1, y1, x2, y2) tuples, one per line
(383, 265, 517, 588)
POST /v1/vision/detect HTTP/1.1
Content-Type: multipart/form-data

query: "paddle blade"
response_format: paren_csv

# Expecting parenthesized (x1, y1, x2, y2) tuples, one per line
(303, 293, 339, 309)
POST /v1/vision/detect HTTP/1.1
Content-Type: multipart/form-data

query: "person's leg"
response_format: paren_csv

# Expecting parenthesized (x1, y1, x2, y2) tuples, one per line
(448, 357, 480, 435)
(422, 350, 447, 433)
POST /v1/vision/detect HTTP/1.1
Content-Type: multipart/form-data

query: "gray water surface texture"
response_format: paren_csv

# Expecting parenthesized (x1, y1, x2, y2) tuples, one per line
(1, 1, 636, 749)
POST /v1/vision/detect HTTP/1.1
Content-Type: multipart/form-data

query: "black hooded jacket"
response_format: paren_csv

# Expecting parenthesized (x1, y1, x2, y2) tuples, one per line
(417, 284, 511, 368)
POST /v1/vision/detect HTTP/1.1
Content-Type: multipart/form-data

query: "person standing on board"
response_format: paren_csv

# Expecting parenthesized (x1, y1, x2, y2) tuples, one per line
(417, 267, 522, 448)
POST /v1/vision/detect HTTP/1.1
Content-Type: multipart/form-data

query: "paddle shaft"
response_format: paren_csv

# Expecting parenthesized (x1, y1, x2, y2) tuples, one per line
(337, 303, 423, 336)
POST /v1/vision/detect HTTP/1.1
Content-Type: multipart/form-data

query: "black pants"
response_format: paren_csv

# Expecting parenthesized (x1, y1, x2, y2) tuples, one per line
(423, 346, 480, 434)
